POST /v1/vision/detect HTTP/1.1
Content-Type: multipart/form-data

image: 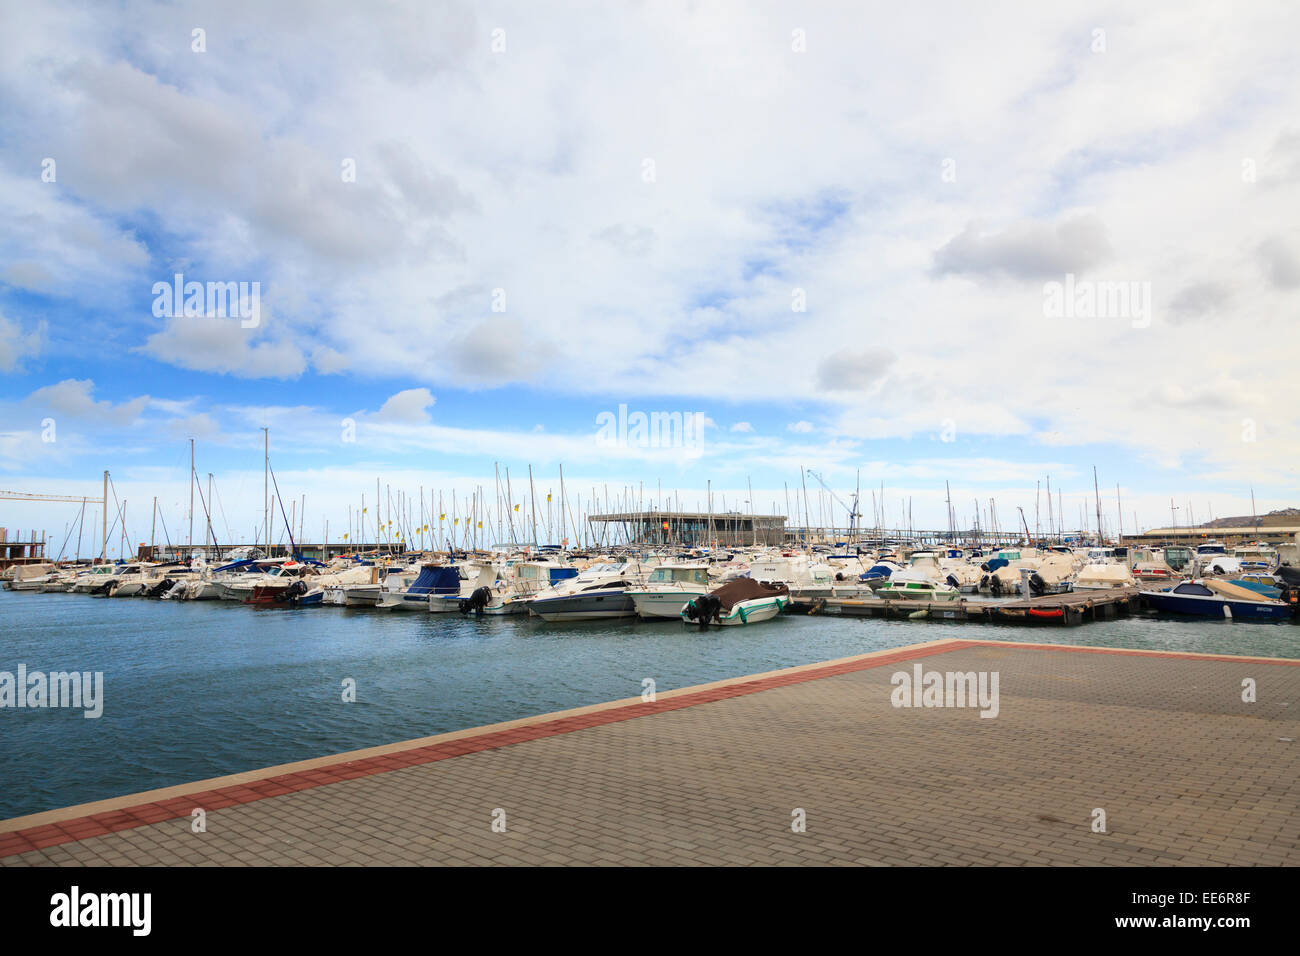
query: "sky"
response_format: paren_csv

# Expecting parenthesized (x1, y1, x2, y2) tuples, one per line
(1, 1, 1298, 555)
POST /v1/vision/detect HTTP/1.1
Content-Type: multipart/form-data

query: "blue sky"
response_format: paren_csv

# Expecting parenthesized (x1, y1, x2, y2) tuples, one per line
(2, 1, 1298, 555)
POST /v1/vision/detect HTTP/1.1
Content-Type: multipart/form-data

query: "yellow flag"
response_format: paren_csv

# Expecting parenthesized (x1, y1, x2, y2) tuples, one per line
(513, 504, 520, 512)
(362, 508, 367, 513)
(476, 521, 482, 528)
(439, 513, 446, 521)
(546, 494, 552, 502)
(454, 519, 459, 525)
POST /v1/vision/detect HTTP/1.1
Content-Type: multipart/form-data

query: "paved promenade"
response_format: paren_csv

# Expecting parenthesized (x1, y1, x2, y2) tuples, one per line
(2, 638, 1296, 866)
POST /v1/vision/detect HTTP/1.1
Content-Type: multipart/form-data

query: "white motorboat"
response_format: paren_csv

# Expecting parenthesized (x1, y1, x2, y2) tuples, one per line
(628, 564, 712, 619)
(528, 562, 649, 622)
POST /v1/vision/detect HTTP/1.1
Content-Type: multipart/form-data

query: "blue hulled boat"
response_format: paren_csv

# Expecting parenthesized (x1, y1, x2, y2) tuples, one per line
(1140, 580, 1292, 622)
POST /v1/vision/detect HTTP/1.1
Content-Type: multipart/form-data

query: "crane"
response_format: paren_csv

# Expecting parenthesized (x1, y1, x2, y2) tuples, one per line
(804, 469, 862, 536)
(1, 490, 105, 503)
(1016, 506, 1032, 544)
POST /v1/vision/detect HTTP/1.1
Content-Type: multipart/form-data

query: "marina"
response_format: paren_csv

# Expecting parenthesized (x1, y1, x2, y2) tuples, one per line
(797, 586, 1143, 626)
(2, 0, 1297, 926)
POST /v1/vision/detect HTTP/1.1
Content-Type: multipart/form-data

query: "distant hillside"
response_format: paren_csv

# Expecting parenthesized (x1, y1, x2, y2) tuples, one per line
(1198, 508, 1300, 529)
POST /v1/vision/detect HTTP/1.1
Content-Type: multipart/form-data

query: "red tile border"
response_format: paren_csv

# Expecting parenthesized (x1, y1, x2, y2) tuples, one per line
(3, 636, 1293, 860)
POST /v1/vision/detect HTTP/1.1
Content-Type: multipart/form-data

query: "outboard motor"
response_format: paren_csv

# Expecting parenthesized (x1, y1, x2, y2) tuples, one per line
(684, 594, 723, 630)
(1028, 572, 1047, 596)
(459, 586, 492, 615)
(145, 579, 172, 598)
(946, 574, 960, 589)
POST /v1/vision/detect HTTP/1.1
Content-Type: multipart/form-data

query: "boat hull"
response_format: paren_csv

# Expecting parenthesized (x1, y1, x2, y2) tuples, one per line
(1141, 590, 1291, 622)
(530, 590, 637, 622)
(630, 589, 705, 619)
(681, 595, 789, 626)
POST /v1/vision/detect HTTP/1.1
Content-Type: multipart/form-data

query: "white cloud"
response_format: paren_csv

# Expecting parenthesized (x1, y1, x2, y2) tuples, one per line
(933, 214, 1112, 281)
(25, 379, 148, 425)
(370, 388, 436, 424)
(138, 317, 307, 380)
(0, 313, 45, 372)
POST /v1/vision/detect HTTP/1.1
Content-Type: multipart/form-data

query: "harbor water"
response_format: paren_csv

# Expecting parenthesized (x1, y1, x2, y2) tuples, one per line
(1, 591, 1296, 820)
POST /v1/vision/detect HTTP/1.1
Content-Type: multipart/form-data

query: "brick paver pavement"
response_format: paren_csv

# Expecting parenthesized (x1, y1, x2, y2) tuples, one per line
(2, 638, 1296, 866)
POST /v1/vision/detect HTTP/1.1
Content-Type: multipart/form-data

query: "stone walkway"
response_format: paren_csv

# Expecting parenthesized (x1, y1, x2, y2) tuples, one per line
(2, 638, 1296, 866)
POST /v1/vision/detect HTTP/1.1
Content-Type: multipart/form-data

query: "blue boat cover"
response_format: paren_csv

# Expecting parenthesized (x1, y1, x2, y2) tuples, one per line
(214, 559, 258, 572)
(548, 567, 579, 584)
(407, 566, 461, 595)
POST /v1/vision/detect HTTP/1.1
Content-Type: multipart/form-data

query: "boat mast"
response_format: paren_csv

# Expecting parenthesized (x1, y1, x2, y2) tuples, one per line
(528, 465, 538, 548)
(748, 476, 756, 547)
(559, 464, 566, 546)
(1117, 483, 1123, 542)
(800, 469, 811, 552)
(1093, 466, 1103, 545)
(262, 427, 269, 555)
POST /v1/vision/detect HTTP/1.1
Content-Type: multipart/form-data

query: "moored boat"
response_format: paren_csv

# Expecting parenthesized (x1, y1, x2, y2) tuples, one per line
(628, 563, 712, 619)
(1140, 579, 1291, 622)
(681, 577, 790, 627)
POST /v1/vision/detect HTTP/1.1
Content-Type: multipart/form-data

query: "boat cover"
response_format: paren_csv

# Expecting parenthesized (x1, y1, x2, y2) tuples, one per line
(1206, 579, 1276, 603)
(407, 565, 461, 595)
(708, 577, 790, 611)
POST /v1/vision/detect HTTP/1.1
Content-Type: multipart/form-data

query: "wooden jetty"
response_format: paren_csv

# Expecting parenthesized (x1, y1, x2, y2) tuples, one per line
(792, 587, 1141, 627)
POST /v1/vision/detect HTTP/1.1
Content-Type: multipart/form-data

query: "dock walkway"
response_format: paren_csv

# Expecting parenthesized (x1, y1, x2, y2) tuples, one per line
(795, 587, 1141, 626)
(2, 638, 1296, 866)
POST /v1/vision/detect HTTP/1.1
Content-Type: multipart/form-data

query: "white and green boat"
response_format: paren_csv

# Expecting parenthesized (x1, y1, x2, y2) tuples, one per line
(875, 578, 960, 601)
(681, 578, 791, 627)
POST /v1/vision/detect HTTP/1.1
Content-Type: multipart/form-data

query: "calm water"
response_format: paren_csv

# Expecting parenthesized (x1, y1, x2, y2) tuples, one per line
(1, 590, 1296, 820)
